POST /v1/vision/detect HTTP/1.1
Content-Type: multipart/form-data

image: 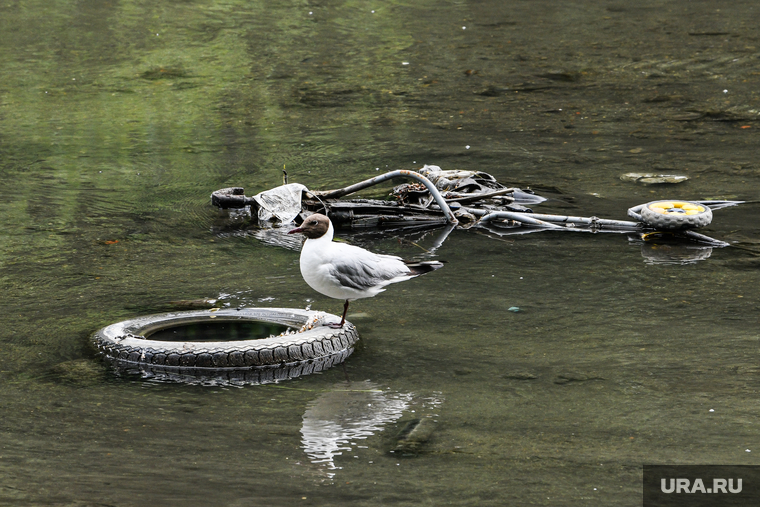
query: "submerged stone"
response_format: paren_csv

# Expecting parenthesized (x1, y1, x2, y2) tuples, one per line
(554, 372, 605, 384)
(393, 418, 437, 454)
(502, 371, 538, 380)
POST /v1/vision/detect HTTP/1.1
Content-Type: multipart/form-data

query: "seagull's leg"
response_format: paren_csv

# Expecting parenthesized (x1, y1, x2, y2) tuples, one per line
(328, 300, 349, 329)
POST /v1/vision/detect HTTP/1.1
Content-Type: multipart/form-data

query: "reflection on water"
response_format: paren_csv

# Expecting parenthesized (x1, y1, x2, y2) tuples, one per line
(300, 381, 411, 478)
(211, 208, 305, 251)
(249, 224, 305, 252)
(479, 225, 723, 265)
(300, 381, 444, 480)
(638, 242, 713, 265)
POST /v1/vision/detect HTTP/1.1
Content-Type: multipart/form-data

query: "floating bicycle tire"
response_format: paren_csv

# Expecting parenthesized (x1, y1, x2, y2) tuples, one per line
(92, 308, 359, 374)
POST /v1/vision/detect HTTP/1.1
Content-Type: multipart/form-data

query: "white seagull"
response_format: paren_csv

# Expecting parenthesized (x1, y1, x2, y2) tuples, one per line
(288, 213, 444, 328)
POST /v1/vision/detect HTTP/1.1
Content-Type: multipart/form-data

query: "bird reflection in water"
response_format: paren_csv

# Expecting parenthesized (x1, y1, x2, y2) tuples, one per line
(299, 381, 442, 479)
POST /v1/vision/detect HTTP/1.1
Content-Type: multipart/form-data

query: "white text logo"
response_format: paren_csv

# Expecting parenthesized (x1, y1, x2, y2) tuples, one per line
(661, 478, 742, 494)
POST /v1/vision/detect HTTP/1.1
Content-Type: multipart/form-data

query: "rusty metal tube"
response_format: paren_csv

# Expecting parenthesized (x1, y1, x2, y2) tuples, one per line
(478, 211, 643, 230)
(311, 170, 458, 224)
(478, 211, 565, 228)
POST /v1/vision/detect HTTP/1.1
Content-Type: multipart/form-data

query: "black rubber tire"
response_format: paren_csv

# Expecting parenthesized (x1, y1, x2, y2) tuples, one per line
(638, 200, 712, 230)
(92, 308, 358, 373)
(103, 348, 353, 386)
(210, 187, 255, 209)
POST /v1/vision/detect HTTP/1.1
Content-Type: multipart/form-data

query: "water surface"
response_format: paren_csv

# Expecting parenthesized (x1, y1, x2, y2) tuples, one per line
(1, 0, 759, 505)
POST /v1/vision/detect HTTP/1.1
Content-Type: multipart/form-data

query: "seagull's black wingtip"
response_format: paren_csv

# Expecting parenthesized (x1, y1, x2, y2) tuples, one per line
(407, 260, 444, 275)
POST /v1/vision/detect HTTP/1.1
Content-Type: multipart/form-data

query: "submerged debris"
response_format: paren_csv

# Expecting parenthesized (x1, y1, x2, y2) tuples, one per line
(48, 359, 108, 386)
(502, 371, 538, 380)
(253, 183, 308, 222)
(554, 372, 606, 385)
(393, 417, 437, 455)
(211, 165, 546, 230)
(620, 173, 689, 185)
(394, 165, 532, 207)
(211, 166, 743, 265)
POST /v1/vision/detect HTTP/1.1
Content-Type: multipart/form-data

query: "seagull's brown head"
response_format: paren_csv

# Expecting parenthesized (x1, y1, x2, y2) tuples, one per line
(288, 213, 331, 239)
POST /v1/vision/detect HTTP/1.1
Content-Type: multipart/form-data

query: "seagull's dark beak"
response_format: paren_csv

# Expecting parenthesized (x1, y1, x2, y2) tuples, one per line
(287, 227, 302, 235)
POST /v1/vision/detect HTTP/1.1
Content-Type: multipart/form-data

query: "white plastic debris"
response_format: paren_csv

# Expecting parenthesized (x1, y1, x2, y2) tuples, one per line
(252, 183, 308, 223)
(620, 173, 689, 185)
(418, 164, 482, 191)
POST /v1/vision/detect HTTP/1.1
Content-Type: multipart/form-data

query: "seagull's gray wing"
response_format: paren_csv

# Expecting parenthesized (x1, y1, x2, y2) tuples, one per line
(327, 248, 409, 291)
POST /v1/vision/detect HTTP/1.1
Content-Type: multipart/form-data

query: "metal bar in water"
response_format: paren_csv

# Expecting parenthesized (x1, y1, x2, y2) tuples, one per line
(478, 211, 565, 229)
(478, 211, 643, 231)
(524, 213, 643, 230)
(311, 170, 459, 224)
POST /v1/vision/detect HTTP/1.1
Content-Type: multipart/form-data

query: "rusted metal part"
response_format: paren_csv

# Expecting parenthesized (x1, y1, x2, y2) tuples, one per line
(480, 211, 643, 231)
(443, 188, 517, 204)
(477, 209, 731, 248)
(301, 198, 449, 229)
(211, 177, 739, 264)
(479, 211, 566, 229)
(210, 170, 484, 227)
(311, 170, 459, 224)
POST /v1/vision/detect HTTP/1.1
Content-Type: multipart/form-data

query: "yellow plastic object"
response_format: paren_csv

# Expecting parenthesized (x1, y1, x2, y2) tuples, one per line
(637, 200, 713, 230)
(640, 231, 675, 241)
(647, 201, 705, 215)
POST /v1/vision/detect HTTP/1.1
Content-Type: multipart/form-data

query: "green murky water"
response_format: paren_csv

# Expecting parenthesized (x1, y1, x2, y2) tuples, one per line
(2, 0, 760, 505)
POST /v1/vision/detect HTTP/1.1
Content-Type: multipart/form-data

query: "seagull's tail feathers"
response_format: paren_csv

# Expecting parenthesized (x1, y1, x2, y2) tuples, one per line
(406, 260, 444, 276)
